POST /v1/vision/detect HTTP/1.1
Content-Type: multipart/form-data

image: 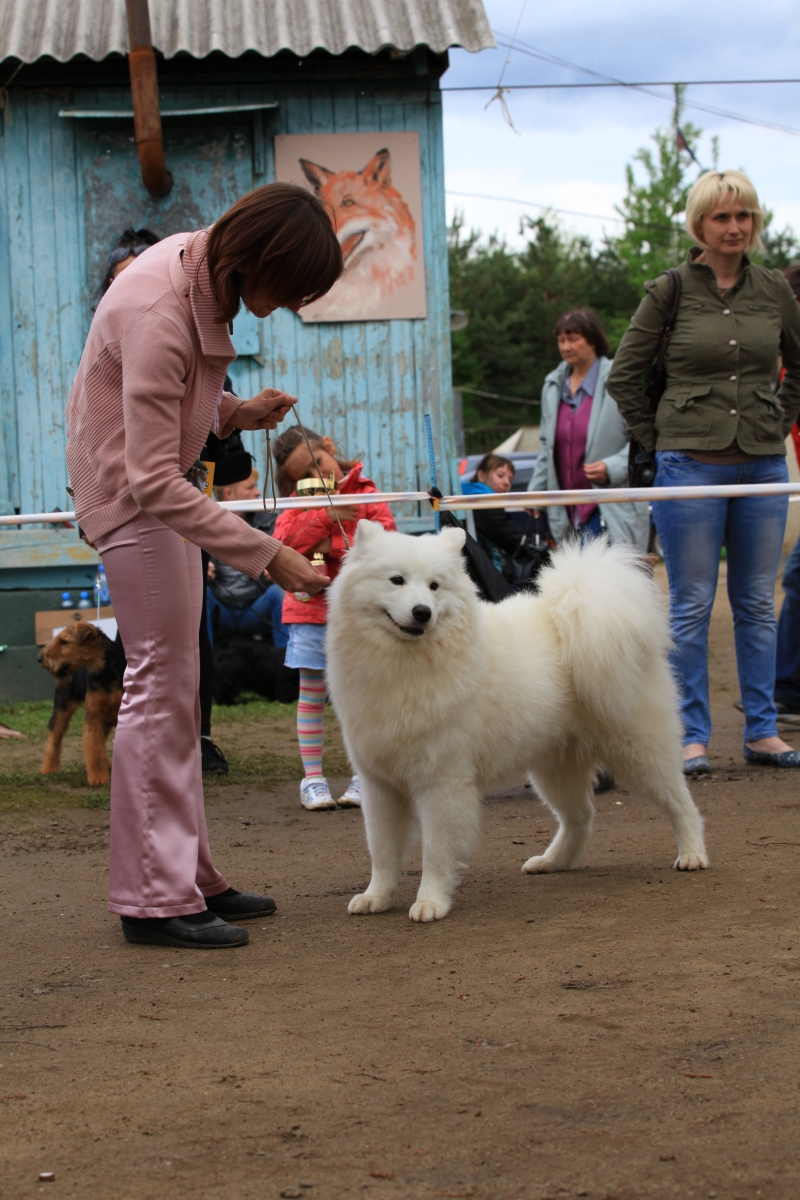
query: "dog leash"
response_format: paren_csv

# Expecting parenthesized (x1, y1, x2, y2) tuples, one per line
(263, 412, 351, 551)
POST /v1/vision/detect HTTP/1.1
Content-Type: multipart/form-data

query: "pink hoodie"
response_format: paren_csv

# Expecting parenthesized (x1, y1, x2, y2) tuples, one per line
(65, 229, 279, 578)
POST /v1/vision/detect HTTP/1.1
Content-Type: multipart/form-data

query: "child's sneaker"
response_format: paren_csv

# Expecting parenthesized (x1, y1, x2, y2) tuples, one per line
(300, 776, 336, 811)
(337, 775, 361, 808)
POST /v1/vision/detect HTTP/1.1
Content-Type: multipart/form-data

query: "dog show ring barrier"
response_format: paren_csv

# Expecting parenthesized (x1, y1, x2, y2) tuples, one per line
(6, 481, 800, 527)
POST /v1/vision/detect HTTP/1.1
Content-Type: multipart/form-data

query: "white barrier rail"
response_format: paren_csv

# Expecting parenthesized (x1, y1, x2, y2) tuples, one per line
(4, 482, 800, 527)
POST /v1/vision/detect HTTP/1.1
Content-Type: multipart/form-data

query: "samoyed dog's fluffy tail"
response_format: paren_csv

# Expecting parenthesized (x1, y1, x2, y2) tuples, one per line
(536, 537, 670, 730)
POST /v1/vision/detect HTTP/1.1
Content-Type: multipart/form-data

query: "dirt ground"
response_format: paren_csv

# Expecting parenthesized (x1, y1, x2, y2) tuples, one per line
(1, 565, 798, 1200)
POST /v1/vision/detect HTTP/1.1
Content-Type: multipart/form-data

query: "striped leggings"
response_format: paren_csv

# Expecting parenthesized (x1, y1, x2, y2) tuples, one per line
(297, 668, 326, 777)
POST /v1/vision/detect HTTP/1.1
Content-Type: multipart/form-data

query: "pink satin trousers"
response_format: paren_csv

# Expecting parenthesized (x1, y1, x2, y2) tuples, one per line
(96, 511, 228, 917)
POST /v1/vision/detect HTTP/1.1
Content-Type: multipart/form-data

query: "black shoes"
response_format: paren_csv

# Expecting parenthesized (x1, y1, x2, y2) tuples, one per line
(205, 887, 277, 920)
(201, 737, 229, 775)
(121, 910, 248, 948)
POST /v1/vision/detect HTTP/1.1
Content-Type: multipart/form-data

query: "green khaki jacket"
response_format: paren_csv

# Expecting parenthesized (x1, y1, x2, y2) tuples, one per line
(606, 250, 800, 454)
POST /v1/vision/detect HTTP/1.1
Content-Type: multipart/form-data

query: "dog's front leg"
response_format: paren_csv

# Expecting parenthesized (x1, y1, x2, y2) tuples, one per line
(348, 775, 411, 916)
(41, 692, 78, 775)
(410, 782, 481, 923)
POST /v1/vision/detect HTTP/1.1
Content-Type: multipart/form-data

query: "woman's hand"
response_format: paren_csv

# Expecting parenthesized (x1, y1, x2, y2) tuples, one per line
(584, 460, 609, 485)
(207, 560, 217, 579)
(233, 388, 298, 431)
(268, 545, 330, 594)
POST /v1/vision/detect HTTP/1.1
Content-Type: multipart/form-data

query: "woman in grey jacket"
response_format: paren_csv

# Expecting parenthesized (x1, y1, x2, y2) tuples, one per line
(530, 309, 650, 551)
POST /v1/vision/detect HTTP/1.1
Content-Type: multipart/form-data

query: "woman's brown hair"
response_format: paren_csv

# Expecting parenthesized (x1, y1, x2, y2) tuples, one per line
(272, 426, 358, 497)
(206, 183, 343, 323)
(553, 308, 610, 358)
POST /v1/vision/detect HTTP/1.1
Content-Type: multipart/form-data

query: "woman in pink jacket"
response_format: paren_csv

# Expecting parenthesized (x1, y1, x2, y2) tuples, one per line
(66, 184, 342, 948)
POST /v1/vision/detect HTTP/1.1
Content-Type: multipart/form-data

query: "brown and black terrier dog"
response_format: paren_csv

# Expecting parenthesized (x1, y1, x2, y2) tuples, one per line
(38, 623, 126, 785)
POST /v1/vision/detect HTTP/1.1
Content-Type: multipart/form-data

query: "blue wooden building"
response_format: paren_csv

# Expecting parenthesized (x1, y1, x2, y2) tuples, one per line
(0, 0, 493, 699)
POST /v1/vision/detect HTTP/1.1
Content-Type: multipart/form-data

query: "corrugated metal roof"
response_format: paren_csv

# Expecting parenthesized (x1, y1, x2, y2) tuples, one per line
(1, 0, 495, 64)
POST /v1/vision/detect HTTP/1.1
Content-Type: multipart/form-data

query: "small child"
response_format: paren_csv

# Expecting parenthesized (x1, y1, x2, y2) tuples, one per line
(273, 427, 396, 811)
(207, 468, 288, 648)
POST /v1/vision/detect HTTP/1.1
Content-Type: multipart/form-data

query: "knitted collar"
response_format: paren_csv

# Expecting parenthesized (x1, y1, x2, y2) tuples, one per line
(182, 229, 236, 362)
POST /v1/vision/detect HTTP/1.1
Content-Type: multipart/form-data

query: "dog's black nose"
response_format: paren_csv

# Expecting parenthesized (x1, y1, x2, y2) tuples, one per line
(411, 605, 432, 624)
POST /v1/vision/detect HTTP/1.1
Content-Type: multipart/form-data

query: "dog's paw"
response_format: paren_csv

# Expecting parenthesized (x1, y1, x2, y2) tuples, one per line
(521, 854, 561, 874)
(348, 893, 392, 915)
(674, 852, 710, 871)
(409, 898, 451, 922)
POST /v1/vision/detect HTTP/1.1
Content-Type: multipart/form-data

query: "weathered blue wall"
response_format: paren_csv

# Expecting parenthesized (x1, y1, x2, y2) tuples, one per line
(0, 78, 454, 530)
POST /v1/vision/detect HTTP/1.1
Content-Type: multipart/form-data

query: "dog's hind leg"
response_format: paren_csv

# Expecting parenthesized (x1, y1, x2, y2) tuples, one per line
(410, 781, 481, 922)
(82, 694, 111, 786)
(522, 758, 596, 873)
(348, 774, 412, 915)
(605, 733, 709, 871)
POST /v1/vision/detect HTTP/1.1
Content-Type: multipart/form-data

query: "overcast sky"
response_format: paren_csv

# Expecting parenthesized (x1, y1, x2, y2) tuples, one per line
(442, 0, 800, 250)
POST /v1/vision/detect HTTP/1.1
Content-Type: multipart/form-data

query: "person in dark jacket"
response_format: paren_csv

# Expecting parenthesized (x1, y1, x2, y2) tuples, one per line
(462, 454, 530, 578)
(206, 466, 288, 648)
(773, 263, 800, 721)
(608, 169, 800, 776)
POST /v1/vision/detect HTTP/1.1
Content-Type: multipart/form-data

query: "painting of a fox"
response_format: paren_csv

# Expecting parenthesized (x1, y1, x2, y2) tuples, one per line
(275, 133, 426, 323)
(300, 148, 416, 320)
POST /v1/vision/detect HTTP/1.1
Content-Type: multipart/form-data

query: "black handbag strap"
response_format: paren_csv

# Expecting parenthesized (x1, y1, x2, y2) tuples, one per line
(655, 267, 682, 382)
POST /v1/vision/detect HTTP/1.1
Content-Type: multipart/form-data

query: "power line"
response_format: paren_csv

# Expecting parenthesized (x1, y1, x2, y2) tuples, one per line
(484, 34, 800, 138)
(446, 189, 676, 231)
(441, 78, 800, 91)
(459, 386, 538, 407)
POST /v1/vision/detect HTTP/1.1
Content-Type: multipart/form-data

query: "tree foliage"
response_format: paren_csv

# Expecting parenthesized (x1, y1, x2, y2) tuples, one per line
(450, 95, 799, 452)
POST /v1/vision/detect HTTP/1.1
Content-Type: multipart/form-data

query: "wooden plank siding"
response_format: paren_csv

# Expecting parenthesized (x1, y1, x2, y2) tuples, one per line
(0, 78, 453, 531)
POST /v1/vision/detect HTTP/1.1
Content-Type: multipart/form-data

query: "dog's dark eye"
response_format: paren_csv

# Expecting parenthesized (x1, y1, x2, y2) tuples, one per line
(429, 581, 439, 591)
(390, 575, 405, 586)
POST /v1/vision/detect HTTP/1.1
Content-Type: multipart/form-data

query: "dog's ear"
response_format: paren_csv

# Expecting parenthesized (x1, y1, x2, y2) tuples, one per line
(438, 526, 466, 554)
(352, 519, 384, 551)
(75, 622, 99, 645)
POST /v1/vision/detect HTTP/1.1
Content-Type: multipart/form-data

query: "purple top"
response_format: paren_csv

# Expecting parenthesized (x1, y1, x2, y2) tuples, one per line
(554, 387, 598, 527)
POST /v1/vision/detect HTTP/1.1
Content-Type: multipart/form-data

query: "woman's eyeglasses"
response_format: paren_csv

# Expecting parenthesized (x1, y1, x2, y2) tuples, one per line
(108, 243, 151, 266)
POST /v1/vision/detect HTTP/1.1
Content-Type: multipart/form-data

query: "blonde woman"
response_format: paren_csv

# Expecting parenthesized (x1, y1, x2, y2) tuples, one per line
(609, 170, 800, 774)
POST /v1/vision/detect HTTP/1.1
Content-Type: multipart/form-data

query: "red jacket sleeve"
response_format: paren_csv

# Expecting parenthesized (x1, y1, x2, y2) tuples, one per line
(273, 506, 340, 555)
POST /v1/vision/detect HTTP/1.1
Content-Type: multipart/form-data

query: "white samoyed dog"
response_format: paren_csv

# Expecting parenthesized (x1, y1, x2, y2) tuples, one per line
(326, 522, 708, 922)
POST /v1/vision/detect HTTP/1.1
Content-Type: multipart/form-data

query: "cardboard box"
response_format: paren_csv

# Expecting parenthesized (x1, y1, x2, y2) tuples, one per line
(35, 607, 115, 646)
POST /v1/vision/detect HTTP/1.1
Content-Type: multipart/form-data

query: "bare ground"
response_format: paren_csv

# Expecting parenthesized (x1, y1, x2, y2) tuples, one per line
(1, 565, 798, 1200)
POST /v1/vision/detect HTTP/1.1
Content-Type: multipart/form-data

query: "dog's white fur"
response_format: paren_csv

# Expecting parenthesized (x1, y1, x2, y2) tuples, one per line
(326, 522, 708, 922)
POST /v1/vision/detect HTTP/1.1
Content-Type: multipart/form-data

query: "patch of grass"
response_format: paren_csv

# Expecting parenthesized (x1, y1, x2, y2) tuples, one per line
(210, 698, 298, 725)
(0, 700, 67, 742)
(0, 765, 109, 813)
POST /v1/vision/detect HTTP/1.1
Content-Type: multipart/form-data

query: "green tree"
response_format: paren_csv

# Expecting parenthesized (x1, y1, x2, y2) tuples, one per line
(611, 87, 702, 292)
(448, 213, 639, 449)
(758, 215, 800, 271)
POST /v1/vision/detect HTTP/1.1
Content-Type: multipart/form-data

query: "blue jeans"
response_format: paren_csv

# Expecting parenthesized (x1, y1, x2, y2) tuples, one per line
(206, 583, 289, 649)
(775, 533, 800, 710)
(652, 452, 788, 746)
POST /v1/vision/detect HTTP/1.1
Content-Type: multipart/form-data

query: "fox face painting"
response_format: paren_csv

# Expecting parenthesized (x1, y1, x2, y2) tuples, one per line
(299, 148, 417, 320)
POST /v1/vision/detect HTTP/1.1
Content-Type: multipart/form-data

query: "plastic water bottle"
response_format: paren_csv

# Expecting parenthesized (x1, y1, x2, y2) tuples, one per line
(77, 591, 91, 609)
(98, 565, 110, 605)
(60, 591, 73, 609)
